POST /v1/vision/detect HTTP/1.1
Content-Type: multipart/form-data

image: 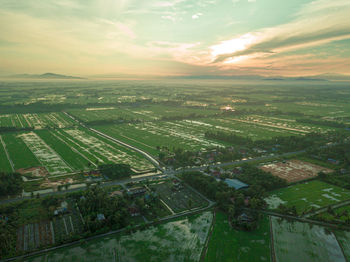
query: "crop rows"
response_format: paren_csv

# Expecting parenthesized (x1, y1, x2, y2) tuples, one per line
(0, 112, 75, 129)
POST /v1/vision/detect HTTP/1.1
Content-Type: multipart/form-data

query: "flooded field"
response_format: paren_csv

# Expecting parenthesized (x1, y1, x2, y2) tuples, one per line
(271, 217, 346, 262)
(25, 211, 213, 262)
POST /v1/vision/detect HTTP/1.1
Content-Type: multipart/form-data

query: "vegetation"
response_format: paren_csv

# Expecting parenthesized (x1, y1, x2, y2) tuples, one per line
(0, 172, 23, 197)
(98, 163, 134, 180)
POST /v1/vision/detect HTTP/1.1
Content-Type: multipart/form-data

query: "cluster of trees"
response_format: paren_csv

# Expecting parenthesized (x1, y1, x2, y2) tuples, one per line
(236, 164, 287, 191)
(181, 171, 266, 230)
(78, 186, 129, 233)
(0, 205, 17, 258)
(84, 118, 142, 126)
(206, 130, 344, 153)
(0, 172, 23, 197)
(98, 164, 134, 180)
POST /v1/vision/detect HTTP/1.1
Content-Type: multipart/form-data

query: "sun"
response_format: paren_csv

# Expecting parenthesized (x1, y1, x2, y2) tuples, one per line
(210, 33, 257, 57)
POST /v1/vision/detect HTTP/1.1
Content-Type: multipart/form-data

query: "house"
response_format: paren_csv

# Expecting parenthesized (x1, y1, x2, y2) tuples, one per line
(237, 213, 254, 223)
(97, 213, 105, 221)
(328, 158, 339, 165)
(53, 201, 68, 216)
(127, 186, 146, 197)
(224, 178, 249, 190)
(128, 206, 140, 217)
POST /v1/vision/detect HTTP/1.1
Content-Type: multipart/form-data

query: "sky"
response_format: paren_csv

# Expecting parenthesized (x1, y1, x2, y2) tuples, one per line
(0, 0, 350, 77)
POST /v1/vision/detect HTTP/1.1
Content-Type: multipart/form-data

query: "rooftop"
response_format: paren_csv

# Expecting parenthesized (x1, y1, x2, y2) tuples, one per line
(224, 178, 249, 190)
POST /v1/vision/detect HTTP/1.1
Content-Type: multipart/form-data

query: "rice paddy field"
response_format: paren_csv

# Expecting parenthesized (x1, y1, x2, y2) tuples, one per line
(25, 211, 213, 262)
(0, 127, 154, 176)
(68, 105, 220, 122)
(0, 112, 76, 129)
(312, 204, 350, 223)
(271, 217, 346, 262)
(94, 115, 312, 156)
(205, 212, 271, 262)
(265, 180, 350, 213)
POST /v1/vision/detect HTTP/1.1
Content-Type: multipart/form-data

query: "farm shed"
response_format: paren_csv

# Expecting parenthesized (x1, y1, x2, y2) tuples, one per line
(224, 179, 249, 190)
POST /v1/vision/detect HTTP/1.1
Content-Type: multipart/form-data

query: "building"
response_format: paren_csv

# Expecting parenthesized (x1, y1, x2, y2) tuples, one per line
(224, 178, 249, 190)
(127, 186, 146, 197)
(53, 201, 68, 216)
(97, 213, 106, 221)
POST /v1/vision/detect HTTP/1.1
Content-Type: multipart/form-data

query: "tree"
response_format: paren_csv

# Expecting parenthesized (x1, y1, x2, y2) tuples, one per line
(0, 172, 23, 197)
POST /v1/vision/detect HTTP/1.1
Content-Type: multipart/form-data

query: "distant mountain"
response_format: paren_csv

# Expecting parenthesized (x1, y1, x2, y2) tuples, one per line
(172, 74, 329, 81)
(11, 73, 84, 79)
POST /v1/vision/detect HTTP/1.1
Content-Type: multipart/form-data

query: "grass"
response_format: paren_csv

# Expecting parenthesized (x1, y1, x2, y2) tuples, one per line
(205, 212, 271, 262)
(266, 180, 350, 213)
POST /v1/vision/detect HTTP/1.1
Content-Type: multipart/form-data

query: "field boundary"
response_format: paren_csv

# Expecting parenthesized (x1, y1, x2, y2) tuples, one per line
(269, 216, 276, 262)
(0, 134, 15, 171)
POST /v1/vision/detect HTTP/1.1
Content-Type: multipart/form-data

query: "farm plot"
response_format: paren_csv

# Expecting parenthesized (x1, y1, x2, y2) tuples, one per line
(312, 204, 350, 223)
(17, 221, 54, 251)
(18, 132, 72, 175)
(260, 160, 333, 183)
(52, 212, 84, 243)
(95, 121, 227, 156)
(25, 211, 213, 262)
(205, 212, 271, 262)
(271, 217, 346, 262)
(1, 133, 40, 170)
(68, 105, 219, 123)
(36, 130, 90, 171)
(234, 115, 335, 134)
(53, 128, 153, 172)
(265, 180, 350, 213)
(95, 116, 305, 157)
(0, 112, 75, 129)
(150, 180, 208, 213)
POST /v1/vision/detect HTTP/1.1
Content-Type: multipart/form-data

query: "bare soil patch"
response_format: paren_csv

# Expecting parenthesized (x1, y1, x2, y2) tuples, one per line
(260, 160, 333, 183)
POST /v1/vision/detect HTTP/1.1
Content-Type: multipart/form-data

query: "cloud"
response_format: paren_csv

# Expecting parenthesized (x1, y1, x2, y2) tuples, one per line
(192, 13, 203, 19)
(211, 0, 350, 63)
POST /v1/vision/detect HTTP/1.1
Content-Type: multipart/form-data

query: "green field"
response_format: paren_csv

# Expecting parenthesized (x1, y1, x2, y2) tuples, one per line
(94, 115, 306, 157)
(68, 105, 220, 123)
(265, 180, 350, 213)
(36, 130, 91, 171)
(313, 204, 350, 223)
(0, 112, 75, 129)
(271, 217, 346, 262)
(205, 212, 271, 262)
(1, 132, 40, 170)
(25, 211, 213, 262)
